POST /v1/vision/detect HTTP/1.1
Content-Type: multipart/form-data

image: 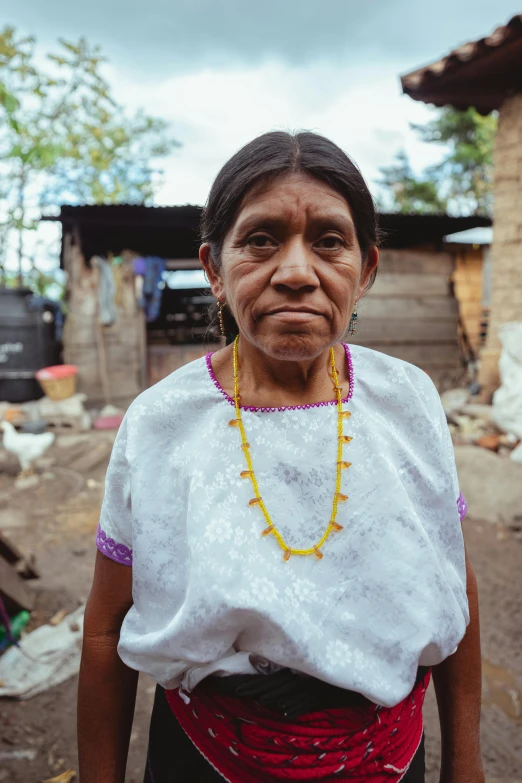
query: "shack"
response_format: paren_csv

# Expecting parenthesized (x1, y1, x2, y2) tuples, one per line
(401, 13, 522, 398)
(43, 206, 490, 404)
(443, 227, 493, 360)
(354, 213, 491, 389)
(43, 205, 216, 407)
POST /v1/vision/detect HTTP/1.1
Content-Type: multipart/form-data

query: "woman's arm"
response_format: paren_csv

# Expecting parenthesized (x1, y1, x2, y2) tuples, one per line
(78, 551, 138, 783)
(432, 551, 484, 783)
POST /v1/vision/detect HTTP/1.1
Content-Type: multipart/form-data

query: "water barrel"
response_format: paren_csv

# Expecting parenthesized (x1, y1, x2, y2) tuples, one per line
(0, 288, 61, 403)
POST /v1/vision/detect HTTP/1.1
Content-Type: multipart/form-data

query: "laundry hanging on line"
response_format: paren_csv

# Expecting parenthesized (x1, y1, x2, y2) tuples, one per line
(133, 256, 166, 322)
(92, 256, 117, 327)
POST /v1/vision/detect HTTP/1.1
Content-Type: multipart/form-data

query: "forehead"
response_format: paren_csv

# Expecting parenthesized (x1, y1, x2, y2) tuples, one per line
(233, 172, 355, 228)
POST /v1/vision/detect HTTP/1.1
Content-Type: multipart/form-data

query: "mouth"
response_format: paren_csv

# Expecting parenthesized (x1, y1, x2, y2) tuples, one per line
(265, 307, 324, 317)
(263, 308, 325, 323)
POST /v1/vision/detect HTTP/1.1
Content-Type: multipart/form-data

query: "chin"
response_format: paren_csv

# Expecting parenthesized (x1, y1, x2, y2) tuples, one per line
(253, 331, 333, 361)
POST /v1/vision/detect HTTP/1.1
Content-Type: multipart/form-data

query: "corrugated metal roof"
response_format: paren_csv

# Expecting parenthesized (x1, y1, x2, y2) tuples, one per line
(42, 204, 203, 226)
(42, 205, 492, 266)
(401, 14, 522, 114)
(377, 213, 491, 248)
(444, 227, 493, 245)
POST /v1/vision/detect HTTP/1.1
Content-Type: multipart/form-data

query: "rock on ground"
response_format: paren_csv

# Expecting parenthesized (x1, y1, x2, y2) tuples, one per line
(455, 445, 522, 525)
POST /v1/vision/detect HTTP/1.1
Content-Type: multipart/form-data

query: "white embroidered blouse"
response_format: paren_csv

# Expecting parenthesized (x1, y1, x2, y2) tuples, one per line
(96, 344, 469, 708)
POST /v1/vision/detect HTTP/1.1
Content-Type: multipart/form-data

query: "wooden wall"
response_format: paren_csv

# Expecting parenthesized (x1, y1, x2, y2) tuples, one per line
(63, 241, 467, 401)
(148, 344, 221, 388)
(62, 236, 146, 408)
(353, 249, 462, 389)
(452, 248, 484, 356)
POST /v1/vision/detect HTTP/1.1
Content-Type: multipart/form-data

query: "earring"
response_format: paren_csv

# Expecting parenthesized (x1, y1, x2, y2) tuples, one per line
(217, 301, 226, 337)
(348, 308, 358, 336)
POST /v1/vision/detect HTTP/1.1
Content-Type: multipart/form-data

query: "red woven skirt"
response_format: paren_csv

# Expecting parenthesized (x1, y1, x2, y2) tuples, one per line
(165, 670, 430, 783)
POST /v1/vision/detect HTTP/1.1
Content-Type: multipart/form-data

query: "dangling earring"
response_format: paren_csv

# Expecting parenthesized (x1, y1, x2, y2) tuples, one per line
(348, 308, 358, 336)
(218, 301, 226, 338)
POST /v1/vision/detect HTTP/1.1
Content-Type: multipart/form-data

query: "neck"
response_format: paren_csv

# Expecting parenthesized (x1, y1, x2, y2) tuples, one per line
(211, 337, 349, 408)
(239, 338, 332, 396)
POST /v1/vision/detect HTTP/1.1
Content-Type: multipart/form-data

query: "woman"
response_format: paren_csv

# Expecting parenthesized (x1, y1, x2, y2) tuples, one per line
(78, 131, 483, 783)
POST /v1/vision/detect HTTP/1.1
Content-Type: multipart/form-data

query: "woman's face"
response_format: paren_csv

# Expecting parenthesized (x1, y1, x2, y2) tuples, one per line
(201, 172, 379, 360)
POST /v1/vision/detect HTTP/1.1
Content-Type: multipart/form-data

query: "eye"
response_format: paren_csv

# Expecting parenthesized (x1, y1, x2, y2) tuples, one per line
(316, 235, 344, 250)
(247, 233, 277, 248)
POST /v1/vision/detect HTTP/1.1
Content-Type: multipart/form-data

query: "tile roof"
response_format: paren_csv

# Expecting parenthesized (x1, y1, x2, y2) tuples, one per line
(401, 14, 522, 114)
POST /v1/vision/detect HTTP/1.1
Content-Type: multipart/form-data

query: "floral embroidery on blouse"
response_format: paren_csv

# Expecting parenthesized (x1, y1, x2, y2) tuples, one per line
(94, 345, 470, 708)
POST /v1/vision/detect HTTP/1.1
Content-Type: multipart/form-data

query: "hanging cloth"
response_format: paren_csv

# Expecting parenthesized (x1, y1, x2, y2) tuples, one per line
(92, 256, 117, 326)
(138, 256, 165, 322)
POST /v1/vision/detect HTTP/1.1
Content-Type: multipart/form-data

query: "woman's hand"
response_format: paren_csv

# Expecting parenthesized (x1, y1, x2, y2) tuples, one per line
(78, 551, 137, 783)
(433, 550, 484, 783)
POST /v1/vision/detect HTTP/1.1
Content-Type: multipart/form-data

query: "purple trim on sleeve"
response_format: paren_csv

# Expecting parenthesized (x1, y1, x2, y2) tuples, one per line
(205, 342, 354, 412)
(457, 492, 468, 522)
(96, 525, 133, 566)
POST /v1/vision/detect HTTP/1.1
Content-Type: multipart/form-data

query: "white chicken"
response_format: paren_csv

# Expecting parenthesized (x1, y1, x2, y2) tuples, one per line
(0, 421, 55, 474)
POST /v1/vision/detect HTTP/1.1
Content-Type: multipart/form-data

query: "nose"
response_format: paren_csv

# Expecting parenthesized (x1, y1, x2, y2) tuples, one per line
(270, 238, 320, 292)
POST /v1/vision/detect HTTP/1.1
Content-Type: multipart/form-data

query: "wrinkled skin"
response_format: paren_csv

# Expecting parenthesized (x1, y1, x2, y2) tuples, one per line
(201, 172, 379, 363)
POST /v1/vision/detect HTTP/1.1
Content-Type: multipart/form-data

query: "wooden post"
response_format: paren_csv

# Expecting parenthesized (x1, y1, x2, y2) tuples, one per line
(93, 263, 112, 407)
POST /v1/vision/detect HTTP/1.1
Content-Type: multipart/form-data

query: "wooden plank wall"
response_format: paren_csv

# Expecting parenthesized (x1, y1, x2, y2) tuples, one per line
(63, 242, 466, 400)
(353, 249, 462, 389)
(452, 248, 484, 356)
(148, 344, 221, 387)
(63, 237, 146, 408)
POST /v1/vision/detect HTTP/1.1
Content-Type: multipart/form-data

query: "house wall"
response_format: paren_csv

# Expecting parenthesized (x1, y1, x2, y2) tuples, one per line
(353, 249, 461, 389)
(452, 247, 485, 356)
(62, 236, 146, 408)
(478, 92, 522, 399)
(63, 239, 463, 398)
(148, 344, 221, 387)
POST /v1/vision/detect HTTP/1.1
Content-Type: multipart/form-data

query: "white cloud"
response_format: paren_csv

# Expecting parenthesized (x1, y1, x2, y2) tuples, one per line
(108, 58, 443, 208)
(5, 57, 448, 274)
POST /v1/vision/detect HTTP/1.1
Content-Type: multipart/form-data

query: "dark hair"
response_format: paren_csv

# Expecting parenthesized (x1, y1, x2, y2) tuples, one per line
(202, 131, 380, 342)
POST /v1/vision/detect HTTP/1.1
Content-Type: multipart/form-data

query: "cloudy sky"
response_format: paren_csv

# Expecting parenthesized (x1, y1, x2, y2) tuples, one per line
(3, 0, 521, 211)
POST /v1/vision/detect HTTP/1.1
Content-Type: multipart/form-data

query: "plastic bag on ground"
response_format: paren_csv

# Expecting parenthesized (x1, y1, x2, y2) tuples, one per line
(0, 606, 84, 699)
(492, 323, 522, 451)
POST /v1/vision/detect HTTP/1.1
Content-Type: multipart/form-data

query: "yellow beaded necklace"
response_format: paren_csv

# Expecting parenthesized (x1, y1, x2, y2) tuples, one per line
(230, 336, 352, 561)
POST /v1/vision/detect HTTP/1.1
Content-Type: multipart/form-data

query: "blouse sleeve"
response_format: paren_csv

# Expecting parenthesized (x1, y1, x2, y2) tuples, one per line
(426, 387, 469, 603)
(96, 415, 133, 566)
(436, 395, 467, 523)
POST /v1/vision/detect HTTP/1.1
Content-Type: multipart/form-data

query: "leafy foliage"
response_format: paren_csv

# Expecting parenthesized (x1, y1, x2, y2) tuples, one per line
(378, 150, 448, 215)
(378, 107, 497, 216)
(0, 264, 65, 300)
(0, 27, 179, 283)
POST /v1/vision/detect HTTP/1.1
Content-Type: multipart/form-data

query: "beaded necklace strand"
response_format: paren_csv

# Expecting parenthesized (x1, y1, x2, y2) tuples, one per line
(229, 336, 352, 561)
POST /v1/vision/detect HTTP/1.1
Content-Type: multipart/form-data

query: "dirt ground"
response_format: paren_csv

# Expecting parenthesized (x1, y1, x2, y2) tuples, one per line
(0, 431, 521, 783)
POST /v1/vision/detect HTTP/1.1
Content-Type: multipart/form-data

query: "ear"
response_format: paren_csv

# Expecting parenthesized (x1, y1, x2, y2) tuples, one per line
(200, 243, 226, 302)
(357, 246, 379, 301)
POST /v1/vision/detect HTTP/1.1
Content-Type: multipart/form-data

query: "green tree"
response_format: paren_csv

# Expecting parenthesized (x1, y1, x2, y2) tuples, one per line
(378, 107, 497, 216)
(0, 27, 179, 285)
(378, 150, 448, 214)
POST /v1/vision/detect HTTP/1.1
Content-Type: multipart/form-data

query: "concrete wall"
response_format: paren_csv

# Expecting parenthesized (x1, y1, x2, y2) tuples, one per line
(478, 93, 522, 399)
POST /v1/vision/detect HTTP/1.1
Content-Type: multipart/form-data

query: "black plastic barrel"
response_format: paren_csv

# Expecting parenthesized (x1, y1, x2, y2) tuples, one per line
(0, 288, 61, 403)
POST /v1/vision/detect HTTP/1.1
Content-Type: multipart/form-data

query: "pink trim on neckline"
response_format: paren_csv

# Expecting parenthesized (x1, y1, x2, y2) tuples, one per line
(205, 343, 354, 413)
